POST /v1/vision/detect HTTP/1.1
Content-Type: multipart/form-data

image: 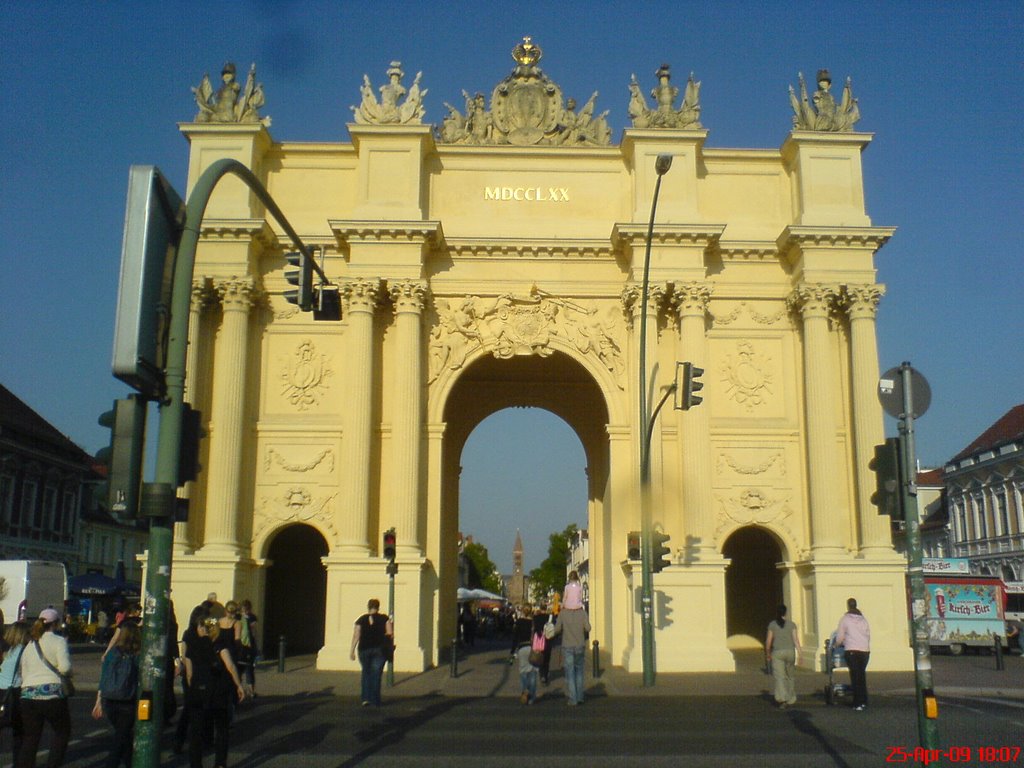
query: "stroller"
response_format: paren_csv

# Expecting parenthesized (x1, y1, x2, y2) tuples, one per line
(823, 632, 851, 705)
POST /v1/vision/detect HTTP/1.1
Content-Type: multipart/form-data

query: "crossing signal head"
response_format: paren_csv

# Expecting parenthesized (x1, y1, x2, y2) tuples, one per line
(651, 530, 672, 573)
(383, 528, 397, 560)
(96, 396, 147, 518)
(283, 249, 314, 312)
(675, 362, 705, 410)
(627, 531, 641, 560)
(870, 437, 905, 521)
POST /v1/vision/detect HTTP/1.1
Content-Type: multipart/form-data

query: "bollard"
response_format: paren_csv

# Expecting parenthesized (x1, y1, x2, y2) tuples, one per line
(277, 635, 286, 673)
(995, 635, 1004, 671)
(450, 638, 459, 677)
(592, 639, 601, 678)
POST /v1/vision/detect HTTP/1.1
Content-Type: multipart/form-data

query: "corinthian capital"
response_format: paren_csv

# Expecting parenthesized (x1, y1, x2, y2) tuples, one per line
(843, 284, 886, 320)
(191, 278, 215, 312)
(389, 280, 429, 313)
(787, 283, 842, 319)
(342, 278, 384, 314)
(216, 277, 257, 310)
(620, 282, 668, 320)
(671, 281, 713, 318)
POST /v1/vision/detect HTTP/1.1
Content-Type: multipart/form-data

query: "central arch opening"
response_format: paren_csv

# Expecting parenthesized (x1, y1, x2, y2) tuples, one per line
(439, 350, 610, 649)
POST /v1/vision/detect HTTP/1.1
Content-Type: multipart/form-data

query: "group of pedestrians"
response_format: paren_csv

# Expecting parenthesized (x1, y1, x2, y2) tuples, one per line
(765, 596, 871, 711)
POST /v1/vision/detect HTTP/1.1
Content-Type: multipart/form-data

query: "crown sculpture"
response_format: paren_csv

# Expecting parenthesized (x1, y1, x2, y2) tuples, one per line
(351, 61, 427, 125)
(437, 37, 611, 146)
(192, 62, 269, 125)
(789, 69, 860, 131)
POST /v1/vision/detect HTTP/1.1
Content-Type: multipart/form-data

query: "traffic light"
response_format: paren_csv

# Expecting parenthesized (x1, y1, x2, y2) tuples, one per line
(627, 531, 641, 560)
(283, 249, 313, 311)
(96, 396, 147, 518)
(177, 404, 205, 486)
(383, 528, 397, 560)
(313, 285, 341, 322)
(675, 361, 704, 410)
(651, 530, 672, 573)
(870, 436, 905, 521)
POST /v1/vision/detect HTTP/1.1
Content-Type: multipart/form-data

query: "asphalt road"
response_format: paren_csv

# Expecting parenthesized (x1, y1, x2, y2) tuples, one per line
(28, 682, 1024, 768)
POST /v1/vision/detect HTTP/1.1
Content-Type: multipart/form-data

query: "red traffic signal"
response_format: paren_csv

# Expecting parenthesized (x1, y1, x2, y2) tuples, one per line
(383, 528, 397, 560)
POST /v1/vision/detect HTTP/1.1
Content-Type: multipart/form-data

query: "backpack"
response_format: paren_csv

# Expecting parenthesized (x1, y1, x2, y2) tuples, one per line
(101, 649, 139, 701)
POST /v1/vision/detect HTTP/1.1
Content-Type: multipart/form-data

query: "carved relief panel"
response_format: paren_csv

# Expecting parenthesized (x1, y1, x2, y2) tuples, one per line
(262, 335, 340, 416)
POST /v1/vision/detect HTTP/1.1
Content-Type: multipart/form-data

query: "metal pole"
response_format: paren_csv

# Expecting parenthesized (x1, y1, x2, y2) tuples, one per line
(639, 155, 672, 687)
(132, 159, 317, 768)
(277, 635, 287, 673)
(899, 362, 939, 751)
(387, 560, 396, 687)
(450, 638, 458, 677)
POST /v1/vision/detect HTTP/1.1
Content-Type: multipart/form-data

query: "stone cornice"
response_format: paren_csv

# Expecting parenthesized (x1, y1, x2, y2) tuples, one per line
(714, 241, 781, 262)
(330, 220, 444, 247)
(611, 223, 726, 250)
(199, 218, 278, 248)
(444, 238, 614, 260)
(776, 226, 896, 253)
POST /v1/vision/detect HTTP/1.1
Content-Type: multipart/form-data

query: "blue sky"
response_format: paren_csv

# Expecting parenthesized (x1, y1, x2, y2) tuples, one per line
(2, 2, 1021, 572)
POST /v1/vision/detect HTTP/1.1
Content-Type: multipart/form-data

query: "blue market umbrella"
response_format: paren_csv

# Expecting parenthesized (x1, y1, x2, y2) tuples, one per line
(68, 572, 125, 597)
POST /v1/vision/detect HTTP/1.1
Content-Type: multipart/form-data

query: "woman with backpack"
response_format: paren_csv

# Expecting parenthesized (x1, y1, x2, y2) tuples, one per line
(91, 622, 141, 767)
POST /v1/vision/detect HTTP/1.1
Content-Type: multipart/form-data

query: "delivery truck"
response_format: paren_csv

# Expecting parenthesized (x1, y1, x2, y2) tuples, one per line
(921, 558, 1006, 655)
(0, 560, 68, 621)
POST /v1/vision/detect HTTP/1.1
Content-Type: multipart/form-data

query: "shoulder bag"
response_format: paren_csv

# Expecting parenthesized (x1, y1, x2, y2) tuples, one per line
(33, 641, 75, 698)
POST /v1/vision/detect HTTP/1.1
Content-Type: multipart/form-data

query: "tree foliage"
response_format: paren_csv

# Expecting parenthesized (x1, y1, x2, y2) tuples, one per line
(529, 523, 578, 603)
(462, 541, 503, 595)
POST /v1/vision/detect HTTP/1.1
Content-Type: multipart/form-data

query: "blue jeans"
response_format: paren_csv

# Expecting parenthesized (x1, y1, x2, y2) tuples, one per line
(359, 647, 386, 706)
(519, 668, 537, 702)
(563, 645, 586, 704)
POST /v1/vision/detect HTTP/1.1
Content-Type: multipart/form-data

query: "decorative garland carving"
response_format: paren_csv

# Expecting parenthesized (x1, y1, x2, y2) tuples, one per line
(280, 339, 332, 410)
(428, 290, 624, 387)
(264, 448, 335, 473)
(711, 302, 787, 327)
(721, 341, 774, 411)
(716, 452, 784, 477)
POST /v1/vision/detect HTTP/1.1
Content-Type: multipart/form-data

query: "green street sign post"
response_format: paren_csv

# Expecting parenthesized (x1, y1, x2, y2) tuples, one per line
(111, 159, 336, 768)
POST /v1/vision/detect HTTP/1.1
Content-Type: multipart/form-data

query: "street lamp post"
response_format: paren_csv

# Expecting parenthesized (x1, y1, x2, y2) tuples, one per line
(639, 154, 673, 687)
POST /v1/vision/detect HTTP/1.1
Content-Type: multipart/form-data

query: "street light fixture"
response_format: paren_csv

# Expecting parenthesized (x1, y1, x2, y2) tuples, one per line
(639, 153, 672, 687)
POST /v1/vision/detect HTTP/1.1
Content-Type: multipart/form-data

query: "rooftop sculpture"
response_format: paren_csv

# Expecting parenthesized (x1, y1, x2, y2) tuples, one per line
(628, 65, 702, 130)
(789, 69, 860, 132)
(438, 37, 611, 146)
(191, 62, 268, 125)
(351, 61, 427, 125)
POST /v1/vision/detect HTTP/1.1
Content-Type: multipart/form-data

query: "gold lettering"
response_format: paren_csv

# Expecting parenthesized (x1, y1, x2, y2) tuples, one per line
(483, 186, 571, 202)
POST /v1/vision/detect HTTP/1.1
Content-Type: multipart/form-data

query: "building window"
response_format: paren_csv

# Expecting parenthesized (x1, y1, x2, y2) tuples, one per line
(21, 479, 38, 534)
(972, 494, 987, 540)
(42, 486, 58, 539)
(100, 535, 110, 565)
(0, 473, 14, 530)
(83, 532, 93, 562)
(994, 490, 1009, 537)
(62, 490, 77, 537)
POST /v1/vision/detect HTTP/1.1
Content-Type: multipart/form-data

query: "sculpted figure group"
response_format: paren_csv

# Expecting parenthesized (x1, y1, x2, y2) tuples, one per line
(189, 42, 862, 138)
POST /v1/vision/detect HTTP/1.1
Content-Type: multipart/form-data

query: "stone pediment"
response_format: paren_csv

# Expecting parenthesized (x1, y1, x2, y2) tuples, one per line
(438, 37, 611, 147)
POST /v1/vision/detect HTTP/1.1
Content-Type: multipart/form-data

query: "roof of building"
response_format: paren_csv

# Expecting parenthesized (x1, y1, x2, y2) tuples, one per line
(0, 383, 93, 466)
(950, 403, 1024, 463)
(917, 467, 943, 486)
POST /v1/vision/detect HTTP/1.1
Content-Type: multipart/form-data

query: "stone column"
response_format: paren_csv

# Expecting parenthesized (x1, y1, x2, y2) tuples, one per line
(622, 283, 668, 498)
(339, 279, 383, 555)
(202, 277, 255, 555)
(672, 282, 715, 550)
(844, 284, 892, 553)
(389, 280, 428, 556)
(174, 279, 212, 555)
(789, 284, 844, 554)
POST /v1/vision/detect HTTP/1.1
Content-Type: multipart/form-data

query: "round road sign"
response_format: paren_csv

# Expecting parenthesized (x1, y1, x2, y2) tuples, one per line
(878, 365, 931, 419)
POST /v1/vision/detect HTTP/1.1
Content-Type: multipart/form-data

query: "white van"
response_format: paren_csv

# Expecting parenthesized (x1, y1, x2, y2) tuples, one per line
(0, 560, 68, 622)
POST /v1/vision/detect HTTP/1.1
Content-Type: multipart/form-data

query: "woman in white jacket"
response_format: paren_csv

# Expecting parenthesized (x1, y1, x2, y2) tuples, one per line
(16, 608, 72, 768)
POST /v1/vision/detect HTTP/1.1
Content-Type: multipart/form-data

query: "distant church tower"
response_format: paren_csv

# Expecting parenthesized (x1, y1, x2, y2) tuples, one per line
(507, 529, 529, 605)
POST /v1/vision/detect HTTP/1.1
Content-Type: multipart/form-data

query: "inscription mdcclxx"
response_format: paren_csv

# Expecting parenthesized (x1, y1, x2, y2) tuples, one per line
(484, 186, 570, 202)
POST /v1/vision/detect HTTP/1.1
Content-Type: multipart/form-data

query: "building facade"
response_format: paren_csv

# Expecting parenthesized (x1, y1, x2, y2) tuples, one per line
(167, 43, 910, 672)
(944, 404, 1024, 583)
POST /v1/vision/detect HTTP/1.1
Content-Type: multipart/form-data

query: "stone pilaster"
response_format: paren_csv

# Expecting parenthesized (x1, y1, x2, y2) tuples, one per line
(339, 278, 384, 555)
(201, 277, 256, 555)
(789, 283, 845, 554)
(622, 282, 669, 482)
(671, 282, 715, 550)
(844, 284, 892, 553)
(175, 279, 214, 555)
(389, 280, 428, 556)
